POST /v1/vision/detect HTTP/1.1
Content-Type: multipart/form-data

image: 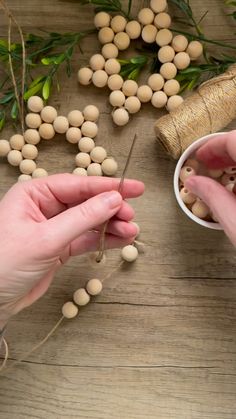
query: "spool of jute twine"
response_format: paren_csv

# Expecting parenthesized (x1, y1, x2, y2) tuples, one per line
(155, 64, 236, 159)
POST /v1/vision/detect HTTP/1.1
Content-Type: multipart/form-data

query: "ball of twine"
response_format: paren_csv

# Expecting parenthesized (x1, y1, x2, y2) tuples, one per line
(155, 65, 236, 159)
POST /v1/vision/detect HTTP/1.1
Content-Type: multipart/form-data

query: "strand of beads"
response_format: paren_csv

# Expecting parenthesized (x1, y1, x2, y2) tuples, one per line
(0, 97, 118, 180)
(77, 0, 203, 126)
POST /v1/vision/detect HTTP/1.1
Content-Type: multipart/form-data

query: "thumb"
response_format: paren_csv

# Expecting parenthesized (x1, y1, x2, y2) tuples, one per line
(186, 176, 236, 245)
(41, 191, 122, 253)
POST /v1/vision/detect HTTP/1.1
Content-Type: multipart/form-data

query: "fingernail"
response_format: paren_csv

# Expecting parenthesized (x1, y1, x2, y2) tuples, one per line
(102, 191, 122, 208)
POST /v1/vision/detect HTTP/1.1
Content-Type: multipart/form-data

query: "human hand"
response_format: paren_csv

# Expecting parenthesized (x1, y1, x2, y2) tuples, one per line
(185, 130, 236, 245)
(0, 174, 144, 327)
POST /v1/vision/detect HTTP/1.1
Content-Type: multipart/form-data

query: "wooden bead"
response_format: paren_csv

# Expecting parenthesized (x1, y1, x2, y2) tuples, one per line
(89, 54, 105, 71)
(24, 129, 41, 145)
(20, 159, 37, 175)
(9, 134, 25, 150)
(137, 85, 153, 103)
(75, 152, 91, 168)
(7, 150, 23, 166)
(191, 200, 209, 219)
(125, 20, 141, 39)
(25, 113, 42, 129)
(92, 70, 108, 88)
(154, 12, 171, 29)
(62, 301, 78, 319)
(151, 91, 167, 108)
(94, 11, 111, 28)
(109, 90, 126, 107)
(73, 167, 87, 176)
(138, 8, 154, 25)
(224, 166, 236, 174)
(77, 67, 93, 85)
(163, 79, 180, 96)
(18, 174, 32, 182)
(158, 45, 175, 63)
(27, 96, 44, 113)
(122, 80, 138, 96)
(81, 121, 98, 138)
(87, 163, 103, 176)
(41, 106, 57, 123)
(105, 58, 121, 75)
(172, 35, 188, 52)
(112, 108, 129, 126)
(141, 25, 157, 43)
(86, 279, 103, 296)
(160, 62, 177, 79)
(156, 29, 173, 47)
(180, 187, 196, 204)
(66, 127, 82, 144)
(166, 95, 184, 111)
(108, 74, 124, 90)
(180, 166, 196, 182)
(186, 41, 203, 60)
(39, 123, 55, 140)
(53, 116, 69, 134)
(184, 158, 199, 172)
(73, 288, 90, 306)
(68, 110, 84, 127)
(113, 32, 130, 50)
(79, 137, 95, 153)
(101, 158, 118, 176)
(83, 105, 99, 122)
(101, 43, 119, 59)
(0, 139, 10, 156)
(90, 146, 107, 163)
(225, 183, 235, 192)
(125, 96, 141, 114)
(173, 52, 190, 70)
(110, 15, 127, 33)
(98, 27, 114, 44)
(150, 0, 167, 13)
(221, 173, 236, 185)
(121, 245, 138, 262)
(208, 169, 223, 178)
(22, 144, 38, 159)
(88, 252, 106, 267)
(32, 168, 48, 178)
(148, 73, 164, 91)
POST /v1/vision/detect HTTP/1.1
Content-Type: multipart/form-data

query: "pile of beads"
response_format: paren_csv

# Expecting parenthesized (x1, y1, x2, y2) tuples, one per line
(77, 0, 203, 126)
(179, 156, 236, 221)
(0, 96, 118, 181)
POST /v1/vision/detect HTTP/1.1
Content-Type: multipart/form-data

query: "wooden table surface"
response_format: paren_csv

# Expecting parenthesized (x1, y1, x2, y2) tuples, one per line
(1, 1, 236, 418)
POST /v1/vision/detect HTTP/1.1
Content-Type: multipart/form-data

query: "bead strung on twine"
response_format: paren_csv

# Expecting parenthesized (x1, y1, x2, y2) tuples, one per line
(155, 64, 236, 159)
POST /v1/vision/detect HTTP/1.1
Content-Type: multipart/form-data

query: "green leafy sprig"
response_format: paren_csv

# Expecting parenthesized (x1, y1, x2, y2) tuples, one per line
(75, 0, 133, 19)
(118, 56, 148, 80)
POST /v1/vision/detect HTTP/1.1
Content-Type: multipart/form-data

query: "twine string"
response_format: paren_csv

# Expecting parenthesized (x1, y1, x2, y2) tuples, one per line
(0, 338, 9, 372)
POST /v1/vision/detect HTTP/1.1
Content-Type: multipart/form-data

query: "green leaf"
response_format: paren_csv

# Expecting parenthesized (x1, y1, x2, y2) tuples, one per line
(42, 77, 52, 100)
(24, 81, 45, 100)
(0, 111, 5, 131)
(28, 75, 46, 89)
(11, 101, 18, 119)
(0, 92, 15, 104)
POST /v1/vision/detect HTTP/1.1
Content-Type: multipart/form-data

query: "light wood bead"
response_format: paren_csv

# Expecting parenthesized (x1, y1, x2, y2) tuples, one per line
(89, 54, 105, 71)
(92, 70, 108, 88)
(81, 121, 98, 138)
(32, 168, 48, 178)
(22, 144, 38, 160)
(112, 108, 129, 126)
(109, 90, 126, 107)
(158, 46, 175, 63)
(166, 95, 184, 111)
(173, 52, 191, 70)
(94, 11, 111, 28)
(101, 43, 119, 59)
(110, 15, 127, 33)
(62, 301, 79, 319)
(221, 173, 236, 185)
(75, 152, 91, 168)
(78, 137, 95, 153)
(9, 134, 25, 150)
(113, 32, 130, 50)
(184, 158, 199, 172)
(24, 129, 41, 145)
(151, 91, 168, 108)
(150, 0, 167, 13)
(105, 58, 121, 75)
(137, 85, 153, 103)
(141, 25, 158, 43)
(101, 158, 118, 176)
(172, 35, 188, 52)
(41, 106, 57, 123)
(77, 67, 93, 85)
(160, 62, 177, 79)
(138, 8, 154, 25)
(0, 139, 10, 156)
(191, 200, 209, 219)
(156, 29, 173, 47)
(73, 167, 88, 176)
(125, 96, 141, 114)
(180, 166, 196, 182)
(18, 174, 32, 182)
(148, 73, 165, 91)
(53, 116, 69, 134)
(208, 169, 223, 178)
(108, 74, 124, 91)
(73, 288, 90, 306)
(90, 146, 107, 163)
(86, 279, 103, 296)
(154, 12, 171, 29)
(20, 159, 37, 175)
(66, 127, 82, 144)
(163, 79, 180, 96)
(27, 96, 44, 113)
(25, 113, 42, 129)
(39, 123, 55, 140)
(186, 41, 203, 60)
(87, 163, 103, 176)
(225, 183, 235, 192)
(67, 110, 84, 127)
(180, 187, 196, 204)
(122, 80, 138, 96)
(224, 166, 236, 174)
(98, 27, 114, 44)
(7, 150, 23, 166)
(125, 20, 141, 39)
(88, 252, 107, 268)
(83, 105, 99, 122)
(121, 245, 138, 262)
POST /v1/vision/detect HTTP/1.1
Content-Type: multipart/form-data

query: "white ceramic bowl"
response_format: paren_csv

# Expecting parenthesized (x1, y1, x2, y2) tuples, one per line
(173, 132, 226, 230)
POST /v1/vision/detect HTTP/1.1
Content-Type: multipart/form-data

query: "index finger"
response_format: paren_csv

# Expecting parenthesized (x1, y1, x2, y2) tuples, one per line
(196, 130, 236, 169)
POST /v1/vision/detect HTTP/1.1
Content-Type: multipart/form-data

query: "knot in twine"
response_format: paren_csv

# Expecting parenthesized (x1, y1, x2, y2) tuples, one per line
(155, 64, 236, 159)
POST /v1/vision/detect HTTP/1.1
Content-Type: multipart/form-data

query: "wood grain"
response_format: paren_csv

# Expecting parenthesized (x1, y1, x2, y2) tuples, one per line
(1, 1, 236, 418)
